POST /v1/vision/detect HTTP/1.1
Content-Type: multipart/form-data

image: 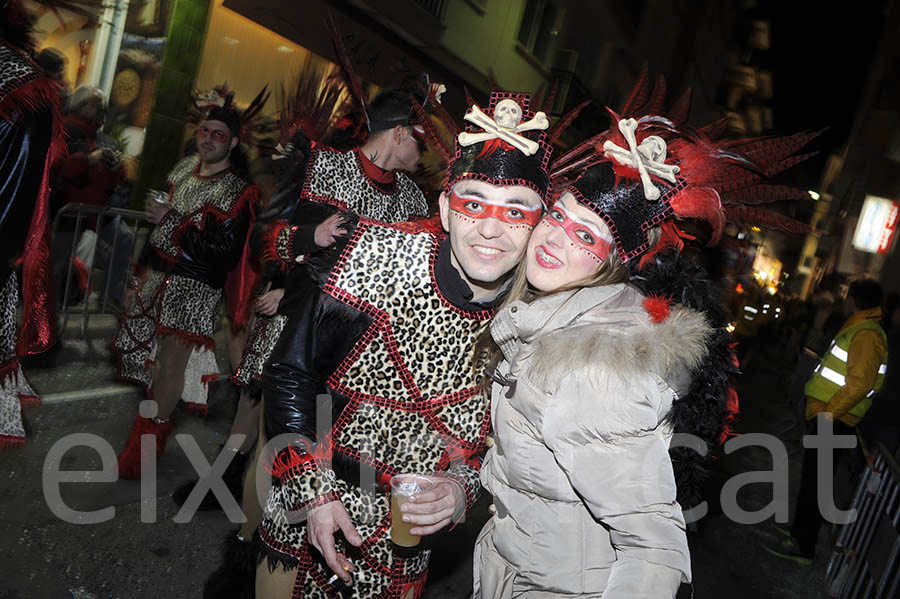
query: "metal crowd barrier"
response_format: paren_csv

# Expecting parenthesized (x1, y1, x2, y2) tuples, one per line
(51, 203, 150, 339)
(825, 438, 900, 598)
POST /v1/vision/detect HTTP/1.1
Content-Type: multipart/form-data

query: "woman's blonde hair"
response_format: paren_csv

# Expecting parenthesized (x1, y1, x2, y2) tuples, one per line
(473, 226, 661, 389)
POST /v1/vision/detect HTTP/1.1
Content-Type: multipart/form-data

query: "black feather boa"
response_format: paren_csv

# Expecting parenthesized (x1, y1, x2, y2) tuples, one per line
(630, 250, 740, 512)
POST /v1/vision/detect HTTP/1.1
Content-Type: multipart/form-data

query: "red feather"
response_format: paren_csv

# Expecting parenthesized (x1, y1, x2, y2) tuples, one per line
(411, 100, 452, 162)
(724, 205, 812, 234)
(639, 74, 667, 116)
(643, 295, 672, 324)
(638, 221, 685, 270)
(669, 186, 726, 244)
(548, 98, 591, 143)
(668, 87, 693, 124)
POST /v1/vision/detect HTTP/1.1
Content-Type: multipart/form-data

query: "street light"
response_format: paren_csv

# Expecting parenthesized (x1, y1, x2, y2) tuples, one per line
(808, 190, 821, 200)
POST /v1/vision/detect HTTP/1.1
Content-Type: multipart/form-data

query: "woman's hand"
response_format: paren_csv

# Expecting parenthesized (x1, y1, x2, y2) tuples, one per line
(400, 476, 466, 537)
(254, 288, 285, 316)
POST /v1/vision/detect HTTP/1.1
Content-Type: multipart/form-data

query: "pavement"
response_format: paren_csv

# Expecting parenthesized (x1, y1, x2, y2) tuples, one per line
(0, 313, 839, 598)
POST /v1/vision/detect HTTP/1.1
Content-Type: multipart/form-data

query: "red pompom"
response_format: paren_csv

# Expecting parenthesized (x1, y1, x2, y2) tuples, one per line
(643, 294, 672, 323)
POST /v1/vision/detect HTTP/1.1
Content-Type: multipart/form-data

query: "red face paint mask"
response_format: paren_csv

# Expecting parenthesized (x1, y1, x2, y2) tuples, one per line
(542, 201, 613, 261)
(449, 191, 542, 228)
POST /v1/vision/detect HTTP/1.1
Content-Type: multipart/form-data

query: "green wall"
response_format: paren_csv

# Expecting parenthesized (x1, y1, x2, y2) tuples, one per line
(132, 0, 212, 207)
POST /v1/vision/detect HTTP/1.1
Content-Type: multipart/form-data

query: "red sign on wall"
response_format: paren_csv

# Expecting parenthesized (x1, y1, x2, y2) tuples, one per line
(878, 201, 899, 254)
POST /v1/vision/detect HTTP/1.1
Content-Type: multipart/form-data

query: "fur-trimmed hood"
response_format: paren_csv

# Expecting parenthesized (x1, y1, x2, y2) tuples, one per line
(492, 283, 712, 395)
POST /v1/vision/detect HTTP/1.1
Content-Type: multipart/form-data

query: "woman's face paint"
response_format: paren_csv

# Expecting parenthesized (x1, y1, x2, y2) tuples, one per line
(525, 193, 616, 292)
(543, 199, 613, 262)
(449, 190, 542, 229)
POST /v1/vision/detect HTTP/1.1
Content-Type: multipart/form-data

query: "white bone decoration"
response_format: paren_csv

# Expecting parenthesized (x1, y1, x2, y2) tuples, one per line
(602, 118, 680, 201)
(195, 89, 227, 109)
(457, 100, 549, 156)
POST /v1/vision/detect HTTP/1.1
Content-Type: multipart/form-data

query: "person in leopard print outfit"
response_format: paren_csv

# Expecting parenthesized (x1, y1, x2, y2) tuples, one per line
(196, 87, 433, 599)
(113, 99, 259, 479)
(0, 0, 65, 450)
(254, 90, 551, 599)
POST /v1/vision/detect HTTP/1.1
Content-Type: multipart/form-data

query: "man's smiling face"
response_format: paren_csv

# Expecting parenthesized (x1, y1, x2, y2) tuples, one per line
(439, 179, 543, 301)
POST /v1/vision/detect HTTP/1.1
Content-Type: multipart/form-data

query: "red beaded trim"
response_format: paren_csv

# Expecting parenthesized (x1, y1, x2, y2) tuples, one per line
(0, 358, 18, 386)
(261, 220, 297, 272)
(258, 521, 307, 561)
(157, 326, 215, 351)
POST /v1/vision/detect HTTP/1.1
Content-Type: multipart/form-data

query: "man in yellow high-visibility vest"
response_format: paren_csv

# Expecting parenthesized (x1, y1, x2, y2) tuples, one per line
(766, 279, 888, 565)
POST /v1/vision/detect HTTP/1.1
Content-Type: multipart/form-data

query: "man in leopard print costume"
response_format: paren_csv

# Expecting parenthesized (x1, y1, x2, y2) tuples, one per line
(255, 91, 551, 599)
(198, 87, 433, 599)
(113, 101, 259, 479)
(0, 0, 65, 450)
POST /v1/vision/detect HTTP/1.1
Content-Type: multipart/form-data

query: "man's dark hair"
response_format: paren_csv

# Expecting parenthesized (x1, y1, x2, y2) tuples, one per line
(204, 106, 241, 139)
(849, 279, 883, 311)
(366, 88, 415, 135)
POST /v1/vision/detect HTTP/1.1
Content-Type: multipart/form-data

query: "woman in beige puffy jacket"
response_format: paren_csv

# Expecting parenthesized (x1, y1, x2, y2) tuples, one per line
(471, 92, 816, 595)
(472, 158, 715, 598)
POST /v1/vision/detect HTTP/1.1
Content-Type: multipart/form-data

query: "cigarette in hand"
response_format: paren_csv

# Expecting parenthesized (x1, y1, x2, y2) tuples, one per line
(327, 564, 353, 585)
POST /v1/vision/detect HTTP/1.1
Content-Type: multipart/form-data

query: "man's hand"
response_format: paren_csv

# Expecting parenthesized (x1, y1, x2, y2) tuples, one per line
(254, 288, 285, 316)
(307, 500, 363, 583)
(145, 200, 171, 225)
(314, 213, 348, 248)
(400, 477, 465, 537)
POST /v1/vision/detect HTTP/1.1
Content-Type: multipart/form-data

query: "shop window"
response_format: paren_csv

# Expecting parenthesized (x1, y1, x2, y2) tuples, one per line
(517, 0, 560, 63)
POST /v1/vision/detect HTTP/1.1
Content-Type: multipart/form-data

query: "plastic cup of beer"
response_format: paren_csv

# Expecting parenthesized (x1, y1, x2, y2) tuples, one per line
(390, 474, 435, 547)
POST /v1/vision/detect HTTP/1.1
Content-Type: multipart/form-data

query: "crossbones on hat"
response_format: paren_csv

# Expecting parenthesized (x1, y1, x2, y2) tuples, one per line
(445, 91, 553, 201)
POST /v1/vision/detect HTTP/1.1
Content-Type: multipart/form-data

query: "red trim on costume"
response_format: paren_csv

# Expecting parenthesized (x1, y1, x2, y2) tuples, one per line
(258, 522, 309, 561)
(0, 358, 19, 385)
(17, 95, 65, 354)
(643, 295, 672, 324)
(225, 185, 261, 331)
(18, 393, 40, 409)
(261, 220, 297, 272)
(442, 172, 546, 205)
(0, 434, 26, 451)
(201, 373, 219, 386)
(267, 435, 334, 481)
(385, 215, 445, 238)
(157, 325, 215, 350)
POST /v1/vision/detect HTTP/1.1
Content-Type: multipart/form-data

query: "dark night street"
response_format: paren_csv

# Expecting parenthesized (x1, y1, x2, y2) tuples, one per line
(0, 318, 837, 599)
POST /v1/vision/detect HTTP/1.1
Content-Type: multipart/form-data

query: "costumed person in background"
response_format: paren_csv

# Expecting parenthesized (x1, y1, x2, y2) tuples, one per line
(766, 278, 889, 565)
(113, 88, 260, 479)
(254, 88, 554, 599)
(51, 84, 131, 308)
(472, 70, 819, 598)
(0, 0, 65, 450)
(197, 66, 437, 598)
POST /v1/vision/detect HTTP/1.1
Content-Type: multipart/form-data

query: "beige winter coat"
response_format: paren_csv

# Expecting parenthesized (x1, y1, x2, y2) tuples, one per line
(474, 283, 712, 598)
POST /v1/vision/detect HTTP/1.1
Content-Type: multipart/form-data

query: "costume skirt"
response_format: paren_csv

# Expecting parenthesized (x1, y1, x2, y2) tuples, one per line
(114, 269, 220, 413)
(258, 477, 431, 598)
(231, 313, 288, 390)
(0, 272, 39, 449)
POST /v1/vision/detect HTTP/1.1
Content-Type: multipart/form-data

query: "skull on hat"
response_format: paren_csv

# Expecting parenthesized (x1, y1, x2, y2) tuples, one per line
(493, 99, 523, 129)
